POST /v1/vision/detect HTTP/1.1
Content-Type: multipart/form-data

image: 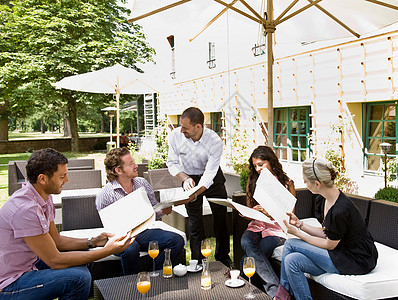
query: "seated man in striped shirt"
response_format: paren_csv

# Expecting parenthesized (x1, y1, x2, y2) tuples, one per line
(96, 147, 184, 275)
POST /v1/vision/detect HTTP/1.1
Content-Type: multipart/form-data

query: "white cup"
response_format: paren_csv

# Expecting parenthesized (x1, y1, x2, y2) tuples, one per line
(230, 269, 240, 282)
(189, 259, 198, 269)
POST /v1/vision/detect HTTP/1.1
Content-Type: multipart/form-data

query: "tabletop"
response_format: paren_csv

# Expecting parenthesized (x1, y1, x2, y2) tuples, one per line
(94, 261, 271, 300)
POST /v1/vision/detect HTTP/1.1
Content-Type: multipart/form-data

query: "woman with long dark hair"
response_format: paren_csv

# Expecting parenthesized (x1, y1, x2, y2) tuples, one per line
(241, 146, 295, 298)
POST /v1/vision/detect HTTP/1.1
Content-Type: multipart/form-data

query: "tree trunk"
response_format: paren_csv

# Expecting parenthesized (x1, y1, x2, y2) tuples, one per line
(100, 111, 104, 133)
(0, 100, 9, 141)
(63, 118, 71, 137)
(40, 118, 45, 133)
(66, 93, 79, 152)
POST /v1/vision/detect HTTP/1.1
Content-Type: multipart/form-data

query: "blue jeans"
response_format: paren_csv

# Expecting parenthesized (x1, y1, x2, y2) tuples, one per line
(0, 260, 91, 300)
(115, 228, 184, 275)
(241, 231, 285, 298)
(280, 238, 339, 300)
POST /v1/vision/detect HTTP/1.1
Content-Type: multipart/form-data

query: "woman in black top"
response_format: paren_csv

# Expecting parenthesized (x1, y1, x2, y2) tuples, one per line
(275, 158, 378, 300)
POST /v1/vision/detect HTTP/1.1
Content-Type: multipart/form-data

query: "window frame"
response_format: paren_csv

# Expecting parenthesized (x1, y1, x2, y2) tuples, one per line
(364, 102, 397, 173)
(273, 106, 311, 162)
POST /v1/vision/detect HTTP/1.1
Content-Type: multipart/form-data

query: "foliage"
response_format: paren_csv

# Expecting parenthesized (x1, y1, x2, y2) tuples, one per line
(374, 187, 398, 203)
(325, 148, 351, 190)
(148, 119, 168, 170)
(322, 114, 358, 193)
(228, 109, 251, 191)
(0, 0, 155, 149)
(386, 157, 398, 182)
(239, 168, 249, 192)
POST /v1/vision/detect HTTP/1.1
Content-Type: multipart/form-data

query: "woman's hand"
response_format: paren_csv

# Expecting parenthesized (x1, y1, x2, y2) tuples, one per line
(286, 212, 301, 227)
(253, 205, 274, 220)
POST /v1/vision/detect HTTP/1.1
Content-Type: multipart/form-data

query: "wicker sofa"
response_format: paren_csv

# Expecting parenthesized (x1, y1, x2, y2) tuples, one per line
(59, 194, 187, 282)
(232, 189, 398, 300)
(8, 158, 96, 195)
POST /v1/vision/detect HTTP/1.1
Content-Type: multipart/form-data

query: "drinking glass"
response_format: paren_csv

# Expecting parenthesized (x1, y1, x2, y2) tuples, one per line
(243, 257, 256, 299)
(148, 240, 159, 277)
(201, 239, 212, 259)
(136, 272, 151, 297)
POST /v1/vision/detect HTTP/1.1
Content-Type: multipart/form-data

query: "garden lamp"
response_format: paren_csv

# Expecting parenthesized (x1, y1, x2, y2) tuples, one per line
(380, 142, 392, 190)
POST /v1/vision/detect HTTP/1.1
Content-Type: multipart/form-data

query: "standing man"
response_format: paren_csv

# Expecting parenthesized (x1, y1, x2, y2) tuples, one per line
(167, 107, 232, 267)
(96, 147, 184, 275)
(0, 148, 133, 300)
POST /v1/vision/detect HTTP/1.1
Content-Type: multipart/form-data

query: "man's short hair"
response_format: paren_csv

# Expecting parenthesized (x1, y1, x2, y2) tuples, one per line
(26, 148, 68, 183)
(181, 107, 204, 126)
(104, 147, 131, 182)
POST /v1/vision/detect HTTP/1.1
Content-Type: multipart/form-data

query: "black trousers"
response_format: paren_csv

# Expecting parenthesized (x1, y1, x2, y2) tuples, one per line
(185, 167, 230, 262)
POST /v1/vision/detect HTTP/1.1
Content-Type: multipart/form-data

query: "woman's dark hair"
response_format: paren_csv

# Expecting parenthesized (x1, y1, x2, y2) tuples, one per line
(246, 145, 289, 207)
(26, 148, 68, 183)
(181, 107, 204, 126)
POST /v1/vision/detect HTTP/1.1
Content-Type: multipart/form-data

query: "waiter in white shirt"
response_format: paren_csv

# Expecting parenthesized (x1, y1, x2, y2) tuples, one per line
(167, 107, 232, 267)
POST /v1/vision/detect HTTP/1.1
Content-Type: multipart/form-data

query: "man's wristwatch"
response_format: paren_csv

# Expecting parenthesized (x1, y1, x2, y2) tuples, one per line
(88, 238, 94, 248)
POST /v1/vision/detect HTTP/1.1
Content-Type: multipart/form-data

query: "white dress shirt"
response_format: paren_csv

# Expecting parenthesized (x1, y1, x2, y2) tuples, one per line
(167, 126, 223, 189)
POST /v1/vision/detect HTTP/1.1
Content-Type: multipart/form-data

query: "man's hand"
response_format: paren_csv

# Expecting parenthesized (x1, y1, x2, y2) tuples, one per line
(104, 231, 134, 254)
(183, 178, 195, 191)
(161, 207, 173, 215)
(92, 232, 113, 247)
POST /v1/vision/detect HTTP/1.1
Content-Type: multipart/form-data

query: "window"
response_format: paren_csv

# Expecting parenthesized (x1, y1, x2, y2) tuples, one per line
(365, 102, 397, 171)
(211, 112, 222, 137)
(274, 106, 311, 162)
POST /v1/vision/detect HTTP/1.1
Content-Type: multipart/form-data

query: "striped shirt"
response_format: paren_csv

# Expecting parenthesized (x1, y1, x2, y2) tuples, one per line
(96, 177, 163, 219)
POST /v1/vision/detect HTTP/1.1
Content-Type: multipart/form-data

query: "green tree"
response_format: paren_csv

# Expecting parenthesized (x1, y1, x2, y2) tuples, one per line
(0, 0, 154, 150)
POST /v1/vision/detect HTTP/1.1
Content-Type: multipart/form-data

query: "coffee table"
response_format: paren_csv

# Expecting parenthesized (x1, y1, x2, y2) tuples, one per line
(93, 261, 271, 300)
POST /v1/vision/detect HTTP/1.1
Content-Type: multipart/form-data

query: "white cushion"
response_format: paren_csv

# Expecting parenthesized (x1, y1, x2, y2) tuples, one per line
(311, 243, 398, 300)
(271, 218, 398, 299)
(60, 221, 187, 263)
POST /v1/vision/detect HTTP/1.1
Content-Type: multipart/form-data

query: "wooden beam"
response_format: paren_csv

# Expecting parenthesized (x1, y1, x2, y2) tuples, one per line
(366, 0, 398, 10)
(213, 0, 263, 24)
(274, 0, 299, 24)
(190, 0, 239, 42)
(307, 0, 360, 38)
(238, 0, 267, 24)
(276, 0, 324, 25)
(128, 0, 192, 23)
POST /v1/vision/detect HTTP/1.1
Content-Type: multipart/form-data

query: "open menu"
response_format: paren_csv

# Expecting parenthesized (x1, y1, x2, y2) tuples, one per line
(98, 187, 155, 237)
(152, 186, 201, 212)
(208, 167, 296, 233)
(253, 167, 296, 232)
(207, 198, 272, 223)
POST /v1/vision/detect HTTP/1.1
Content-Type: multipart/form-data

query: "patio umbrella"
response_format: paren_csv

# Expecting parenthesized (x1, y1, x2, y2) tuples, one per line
(53, 64, 158, 147)
(128, 0, 398, 146)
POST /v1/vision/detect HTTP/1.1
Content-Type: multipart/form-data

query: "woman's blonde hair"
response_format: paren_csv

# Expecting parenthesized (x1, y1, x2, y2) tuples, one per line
(302, 157, 337, 187)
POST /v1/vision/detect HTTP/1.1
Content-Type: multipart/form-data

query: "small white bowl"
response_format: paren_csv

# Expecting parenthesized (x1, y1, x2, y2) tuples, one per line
(173, 264, 188, 277)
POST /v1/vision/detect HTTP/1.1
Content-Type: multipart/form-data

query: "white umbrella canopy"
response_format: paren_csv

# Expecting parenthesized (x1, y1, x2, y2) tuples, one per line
(53, 63, 158, 147)
(128, 0, 398, 146)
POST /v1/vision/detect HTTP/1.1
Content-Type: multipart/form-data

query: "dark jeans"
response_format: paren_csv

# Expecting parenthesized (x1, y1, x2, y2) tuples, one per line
(115, 228, 185, 275)
(0, 260, 91, 300)
(185, 168, 230, 262)
(241, 230, 285, 298)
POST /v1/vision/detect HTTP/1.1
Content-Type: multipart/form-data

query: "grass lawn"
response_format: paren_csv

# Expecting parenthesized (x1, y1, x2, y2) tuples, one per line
(8, 131, 108, 140)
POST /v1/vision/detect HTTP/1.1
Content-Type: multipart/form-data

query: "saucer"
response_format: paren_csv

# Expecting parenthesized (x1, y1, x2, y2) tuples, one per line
(187, 265, 202, 272)
(225, 279, 245, 288)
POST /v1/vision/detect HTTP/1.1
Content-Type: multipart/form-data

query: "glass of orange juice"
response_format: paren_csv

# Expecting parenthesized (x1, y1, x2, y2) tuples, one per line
(137, 272, 151, 297)
(243, 257, 256, 299)
(148, 240, 159, 277)
(201, 239, 212, 259)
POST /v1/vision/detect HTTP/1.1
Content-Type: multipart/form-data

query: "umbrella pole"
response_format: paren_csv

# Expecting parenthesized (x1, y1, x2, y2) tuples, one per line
(116, 90, 120, 148)
(266, 0, 275, 147)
